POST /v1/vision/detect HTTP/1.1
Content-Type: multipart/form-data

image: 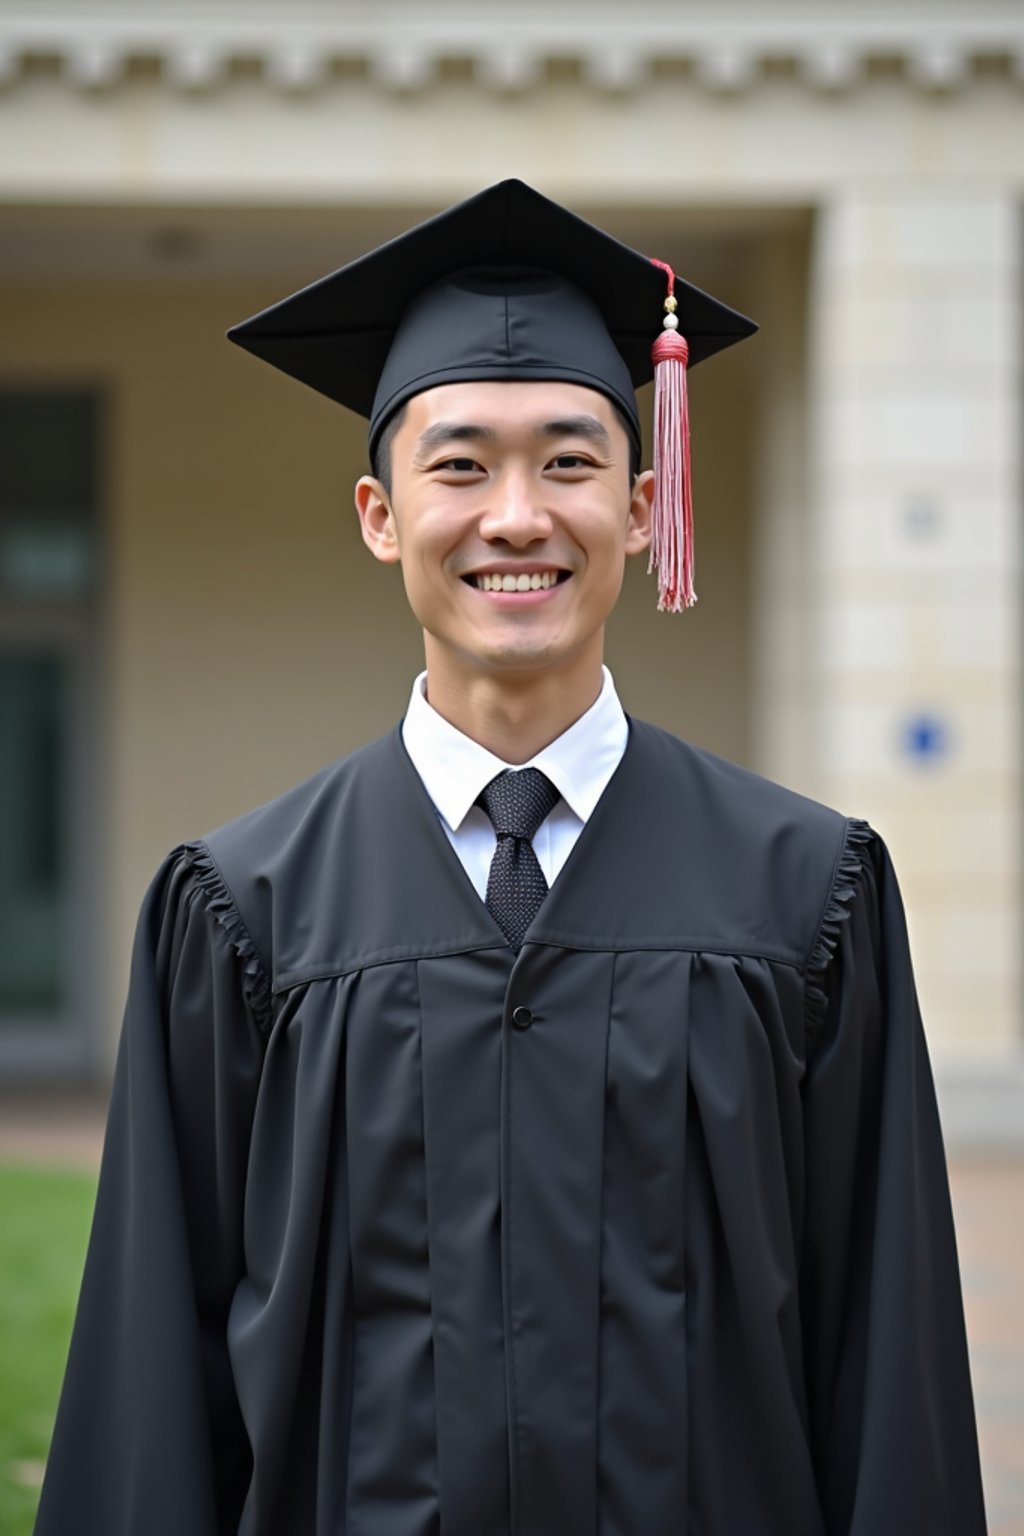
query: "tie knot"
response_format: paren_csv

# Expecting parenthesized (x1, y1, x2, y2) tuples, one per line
(478, 768, 560, 841)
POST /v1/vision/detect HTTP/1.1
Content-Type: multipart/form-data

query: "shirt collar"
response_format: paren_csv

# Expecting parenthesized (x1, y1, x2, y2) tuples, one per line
(401, 666, 628, 834)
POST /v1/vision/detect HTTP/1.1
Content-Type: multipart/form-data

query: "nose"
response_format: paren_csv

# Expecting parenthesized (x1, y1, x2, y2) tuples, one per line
(477, 469, 553, 546)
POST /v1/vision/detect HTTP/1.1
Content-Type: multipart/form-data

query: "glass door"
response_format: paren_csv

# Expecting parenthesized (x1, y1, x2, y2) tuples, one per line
(0, 613, 97, 1074)
(0, 389, 101, 1078)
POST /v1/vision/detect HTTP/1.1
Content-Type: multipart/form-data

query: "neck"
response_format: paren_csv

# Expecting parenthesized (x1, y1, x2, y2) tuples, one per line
(422, 650, 605, 764)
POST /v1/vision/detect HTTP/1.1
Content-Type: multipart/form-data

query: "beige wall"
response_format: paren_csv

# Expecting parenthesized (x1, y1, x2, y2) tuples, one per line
(2, 230, 774, 1057)
(809, 187, 1022, 1064)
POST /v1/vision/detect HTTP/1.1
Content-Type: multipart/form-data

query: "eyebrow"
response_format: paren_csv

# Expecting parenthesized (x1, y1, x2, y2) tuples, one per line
(414, 421, 499, 458)
(414, 414, 613, 459)
(535, 416, 612, 452)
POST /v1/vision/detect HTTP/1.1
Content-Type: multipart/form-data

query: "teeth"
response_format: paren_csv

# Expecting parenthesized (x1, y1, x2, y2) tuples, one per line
(474, 571, 562, 592)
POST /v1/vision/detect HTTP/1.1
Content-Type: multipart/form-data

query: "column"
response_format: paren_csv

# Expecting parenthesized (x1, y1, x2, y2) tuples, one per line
(808, 184, 1022, 1141)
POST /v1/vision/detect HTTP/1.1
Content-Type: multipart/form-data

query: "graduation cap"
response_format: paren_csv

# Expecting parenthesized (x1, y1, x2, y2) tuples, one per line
(228, 179, 757, 611)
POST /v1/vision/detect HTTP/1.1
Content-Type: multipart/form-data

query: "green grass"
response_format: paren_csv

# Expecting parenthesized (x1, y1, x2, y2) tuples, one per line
(0, 1166, 96, 1536)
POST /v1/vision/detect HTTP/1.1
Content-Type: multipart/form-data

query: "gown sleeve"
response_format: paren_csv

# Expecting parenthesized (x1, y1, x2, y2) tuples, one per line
(800, 823, 988, 1535)
(34, 843, 269, 1536)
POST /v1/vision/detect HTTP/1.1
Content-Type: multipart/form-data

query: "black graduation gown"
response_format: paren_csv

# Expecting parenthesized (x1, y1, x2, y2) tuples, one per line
(36, 718, 987, 1536)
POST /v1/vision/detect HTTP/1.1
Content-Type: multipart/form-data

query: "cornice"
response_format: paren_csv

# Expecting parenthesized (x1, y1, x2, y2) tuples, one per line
(1, 4, 1022, 97)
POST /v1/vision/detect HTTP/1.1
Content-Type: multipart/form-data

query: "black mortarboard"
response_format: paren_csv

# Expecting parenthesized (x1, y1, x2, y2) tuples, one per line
(228, 179, 757, 610)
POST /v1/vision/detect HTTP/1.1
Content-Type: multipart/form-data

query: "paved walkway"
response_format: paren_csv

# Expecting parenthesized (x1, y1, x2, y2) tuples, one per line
(0, 1088, 108, 1169)
(950, 1160, 1024, 1535)
(2, 1093, 1021, 1531)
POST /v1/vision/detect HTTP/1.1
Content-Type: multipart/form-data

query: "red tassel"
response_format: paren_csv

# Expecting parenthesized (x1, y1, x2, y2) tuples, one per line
(648, 259, 696, 611)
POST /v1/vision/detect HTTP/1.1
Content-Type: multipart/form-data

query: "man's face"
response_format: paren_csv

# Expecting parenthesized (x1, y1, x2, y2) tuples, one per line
(355, 380, 653, 689)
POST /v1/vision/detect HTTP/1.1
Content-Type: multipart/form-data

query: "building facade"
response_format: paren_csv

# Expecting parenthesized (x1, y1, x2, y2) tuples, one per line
(0, 0, 1021, 1143)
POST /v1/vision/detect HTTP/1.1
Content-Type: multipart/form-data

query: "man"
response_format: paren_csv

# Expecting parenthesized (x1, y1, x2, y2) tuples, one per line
(37, 181, 986, 1535)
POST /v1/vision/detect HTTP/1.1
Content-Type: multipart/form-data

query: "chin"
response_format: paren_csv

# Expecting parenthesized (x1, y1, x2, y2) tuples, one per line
(475, 636, 577, 676)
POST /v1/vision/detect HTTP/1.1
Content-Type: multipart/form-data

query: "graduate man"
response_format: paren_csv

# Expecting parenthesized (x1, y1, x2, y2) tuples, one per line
(37, 181, 987, 1536)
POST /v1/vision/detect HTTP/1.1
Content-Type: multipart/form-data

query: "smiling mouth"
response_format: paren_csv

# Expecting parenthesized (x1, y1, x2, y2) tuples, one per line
(463, 570, 571, 593)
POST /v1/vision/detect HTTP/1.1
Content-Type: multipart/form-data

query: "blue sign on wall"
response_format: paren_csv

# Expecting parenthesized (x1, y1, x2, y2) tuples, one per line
(902, 712, 951, 763)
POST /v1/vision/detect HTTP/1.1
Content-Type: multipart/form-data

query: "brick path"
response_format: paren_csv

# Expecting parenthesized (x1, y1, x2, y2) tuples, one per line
(0, 1088, 108, 1169)
(951, 1160, 1024, 1536)
(2, 1094, 1021, 1531)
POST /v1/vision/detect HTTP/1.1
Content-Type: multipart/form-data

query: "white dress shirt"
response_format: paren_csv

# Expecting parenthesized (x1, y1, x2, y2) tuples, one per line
(401, 666, 629, 902)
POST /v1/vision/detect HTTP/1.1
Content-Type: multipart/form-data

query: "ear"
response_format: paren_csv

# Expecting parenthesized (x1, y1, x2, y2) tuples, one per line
(625, 469, 654, 556)
(354, 476, 401, 565)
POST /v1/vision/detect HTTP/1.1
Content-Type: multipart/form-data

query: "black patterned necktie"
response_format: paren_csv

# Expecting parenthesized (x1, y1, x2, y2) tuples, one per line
(477, 768, 561, 950)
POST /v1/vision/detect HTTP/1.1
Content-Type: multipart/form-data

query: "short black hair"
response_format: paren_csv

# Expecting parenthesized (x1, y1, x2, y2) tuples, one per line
(370, 405, 407, 500)
(370, 399, 642, 498)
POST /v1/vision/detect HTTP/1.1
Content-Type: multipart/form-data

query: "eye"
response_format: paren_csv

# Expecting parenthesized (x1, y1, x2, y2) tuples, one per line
(434, 456, 484, 474)
(548, 452, 595, 472)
